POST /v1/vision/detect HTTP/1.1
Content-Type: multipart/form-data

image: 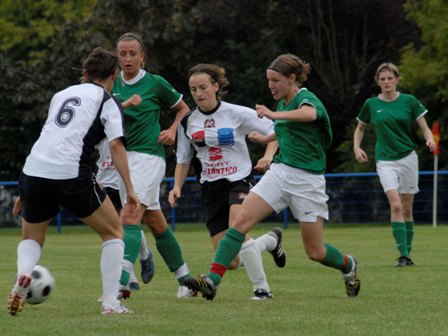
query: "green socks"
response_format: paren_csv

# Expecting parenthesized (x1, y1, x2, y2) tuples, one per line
(405, 221, 414, 254)
(392, 222, 408, 257)
(320, 243, 352, 273)
(155, 228, 185, 274)
(208, 228, 245, 285)
(120, 224, 142, 286)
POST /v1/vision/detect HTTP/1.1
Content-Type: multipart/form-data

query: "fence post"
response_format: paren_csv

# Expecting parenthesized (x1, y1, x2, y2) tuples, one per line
(57, 212, 62, 233)
(282, 208, 288, 229)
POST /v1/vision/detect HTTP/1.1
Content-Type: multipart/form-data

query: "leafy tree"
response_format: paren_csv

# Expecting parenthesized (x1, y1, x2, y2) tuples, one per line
(0, 0, 97, 63)
(400, 0, 448, 169)
(0, 0, 423, 180)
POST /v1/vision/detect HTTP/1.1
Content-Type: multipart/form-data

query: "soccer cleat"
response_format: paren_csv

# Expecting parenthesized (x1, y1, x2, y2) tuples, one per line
(184, 275, 217, 301)
(268, 227, 286, 268)
(8, 273, 32, 316)
(129, 282, 140, 291)
(251, 288, 273, 300)
(118, 285, 131, 300)
(140, 249, 155, 284)
(342, 255, 361, 297)
(101, 302, 133, 315)
(396, 256, 415, 267)
(176, 285, 198, 298)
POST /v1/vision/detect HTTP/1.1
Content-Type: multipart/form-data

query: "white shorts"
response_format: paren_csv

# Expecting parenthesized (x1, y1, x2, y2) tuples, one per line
(119, 151, 166, 210)
(251, 163, 329, 222)
(376, 150, 419, 194)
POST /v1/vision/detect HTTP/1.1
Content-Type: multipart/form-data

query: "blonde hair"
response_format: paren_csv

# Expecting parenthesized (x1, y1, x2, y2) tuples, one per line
(375, 63, 400, 82)
(117, 32, 147, 68)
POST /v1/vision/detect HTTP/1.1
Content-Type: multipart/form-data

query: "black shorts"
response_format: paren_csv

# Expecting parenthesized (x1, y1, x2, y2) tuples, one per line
(19, 173, 106, 223)
(104, 187, 122, 212)
(201, 177, 254, 237)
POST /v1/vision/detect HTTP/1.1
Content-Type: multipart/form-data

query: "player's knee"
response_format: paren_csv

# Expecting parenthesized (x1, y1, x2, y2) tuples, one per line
(305, 247, 325, 262)
(389, 201, 402, 215)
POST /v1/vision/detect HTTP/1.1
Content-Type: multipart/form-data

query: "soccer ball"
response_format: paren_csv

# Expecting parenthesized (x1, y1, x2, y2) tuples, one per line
(26, 265, 55, 305)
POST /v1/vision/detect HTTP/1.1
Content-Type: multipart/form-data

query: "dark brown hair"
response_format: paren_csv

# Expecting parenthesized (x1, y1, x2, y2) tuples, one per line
(82, 47, 118, 82)
(188, 63, 229, 98)
(268, 53, 311, 85)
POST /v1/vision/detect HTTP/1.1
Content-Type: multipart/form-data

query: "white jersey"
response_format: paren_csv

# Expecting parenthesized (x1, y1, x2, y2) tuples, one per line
(23, 83, 126, 179)
(176, 101, 274, 183)
(96, 140, 120, 189)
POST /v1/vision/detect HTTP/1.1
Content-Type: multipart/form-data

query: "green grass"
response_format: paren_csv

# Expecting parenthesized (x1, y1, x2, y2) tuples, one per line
(1, 224, 448, 336)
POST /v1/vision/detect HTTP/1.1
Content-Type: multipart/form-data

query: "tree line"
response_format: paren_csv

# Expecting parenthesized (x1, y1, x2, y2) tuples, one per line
(0, 0, 446, 181)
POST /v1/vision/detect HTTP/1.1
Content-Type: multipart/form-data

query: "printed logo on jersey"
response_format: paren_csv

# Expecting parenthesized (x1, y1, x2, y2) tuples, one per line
(208, 147, 223, 161)
(376, 109, 384, 113)
(238, 192, 247, 200)
(217, 128, 235, 146)
(204, 119, 215, 128)
(55, 97, 81, 127)
(192, 130, 206, 147)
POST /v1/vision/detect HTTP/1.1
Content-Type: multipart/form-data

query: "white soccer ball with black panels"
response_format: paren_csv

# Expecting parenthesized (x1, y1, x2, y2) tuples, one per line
(26, 265, 55, 304)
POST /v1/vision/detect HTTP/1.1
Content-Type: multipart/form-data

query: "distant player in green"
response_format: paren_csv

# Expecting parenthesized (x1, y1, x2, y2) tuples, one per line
(185, 53, 360, 300)
(353, 62, 436, 267)
(114, 32, 195, 298)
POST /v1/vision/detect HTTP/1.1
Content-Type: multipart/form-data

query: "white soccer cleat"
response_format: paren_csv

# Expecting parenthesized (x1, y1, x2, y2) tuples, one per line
(101, 302, 133, 315)
(176, 285, 197, 298)
(8, 273, 32, 316)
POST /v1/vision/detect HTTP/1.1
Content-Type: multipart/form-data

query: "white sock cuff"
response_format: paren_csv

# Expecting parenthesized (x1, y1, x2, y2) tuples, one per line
(241, 238, 255, 250)
(102, 239, 124, 249)
(175, 263, 190, 279)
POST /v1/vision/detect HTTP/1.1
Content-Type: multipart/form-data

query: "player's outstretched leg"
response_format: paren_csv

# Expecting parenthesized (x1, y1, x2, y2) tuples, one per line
(8, 273, 32, 316)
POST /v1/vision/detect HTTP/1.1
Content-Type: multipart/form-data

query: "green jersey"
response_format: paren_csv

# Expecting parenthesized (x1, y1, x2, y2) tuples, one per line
(357, 93, 427, 161)
(273, 88, 332, 174)
(112, 70, 183, 159)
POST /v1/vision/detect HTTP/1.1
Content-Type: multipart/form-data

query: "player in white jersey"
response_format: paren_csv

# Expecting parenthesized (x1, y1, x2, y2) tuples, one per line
(169, 64, 286, 300)
(7, 47, 139, 316)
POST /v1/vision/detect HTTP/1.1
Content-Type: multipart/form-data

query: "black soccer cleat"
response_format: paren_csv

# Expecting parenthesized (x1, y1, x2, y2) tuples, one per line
(396, 256, 415, 267)
(184, 275, 217, 301)
(140, 249, 155, 284)
(251, 288, 273, 300)
(268, 227, 286, 268)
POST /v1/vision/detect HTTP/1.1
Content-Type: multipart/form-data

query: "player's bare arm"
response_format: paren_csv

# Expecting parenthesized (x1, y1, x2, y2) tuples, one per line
(169, 163, 190, 207)
(253, 140, 278, 172)
(108, 138, 139, 214)
(353, 122, 369, 163)
(159, 100, 190, 145)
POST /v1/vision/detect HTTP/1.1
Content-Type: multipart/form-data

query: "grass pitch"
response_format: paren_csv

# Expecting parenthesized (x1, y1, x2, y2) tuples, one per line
(1, 224, 447, 336)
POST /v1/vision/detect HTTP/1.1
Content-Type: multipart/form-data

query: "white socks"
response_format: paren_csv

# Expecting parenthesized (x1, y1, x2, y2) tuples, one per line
(254, 232, 277, 252)
(101, 239, 124, 306)
(239, 238, 270, 292)
(175, 263, 190, 282)
(138, 229, 150, 260)
(17, 239, 42, 275)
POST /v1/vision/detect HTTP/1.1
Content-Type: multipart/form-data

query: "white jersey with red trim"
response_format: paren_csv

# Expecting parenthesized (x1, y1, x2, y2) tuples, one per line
(23, 83, 125, 179)
(176, 101, 274, 183)
(96, 140, 120, 189)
